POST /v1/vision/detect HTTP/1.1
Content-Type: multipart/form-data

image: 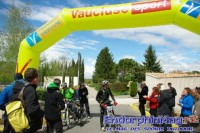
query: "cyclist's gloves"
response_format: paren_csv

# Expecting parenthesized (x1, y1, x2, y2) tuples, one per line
(101, 103, 107, 108)
(114, 101, 118, 106)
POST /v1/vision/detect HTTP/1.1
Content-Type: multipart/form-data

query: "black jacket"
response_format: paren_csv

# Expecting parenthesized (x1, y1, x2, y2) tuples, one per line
(10, 81, 44, 131)
(96, 87, 114, 104)
(157, 89, 172, 116)
(44, 87, 65, 121)
(170, 87, 177, 107)
(79, 87, 88, 103)
(138, 86, 148, 104)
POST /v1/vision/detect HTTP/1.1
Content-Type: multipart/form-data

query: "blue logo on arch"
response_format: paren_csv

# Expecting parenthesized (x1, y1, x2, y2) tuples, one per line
(180, 0, 200, 19)
(26, 32, 41, 47)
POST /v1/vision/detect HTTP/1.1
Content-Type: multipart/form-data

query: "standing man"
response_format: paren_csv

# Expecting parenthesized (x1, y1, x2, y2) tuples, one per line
(168, 82, 177, 116)
(44, 78, 65, 133)
(9, 68, 44, 133)
(0, 73, 24, 133)
(79, 83, 91, 118)
(138, 82, 148, 116)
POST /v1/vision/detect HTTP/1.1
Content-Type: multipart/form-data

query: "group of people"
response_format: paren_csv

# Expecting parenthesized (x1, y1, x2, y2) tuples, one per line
(44, 78, 91, 132)
(138, 82, 200, 133)
(0, 69, 200, 133)
(0, 68, 91, 133)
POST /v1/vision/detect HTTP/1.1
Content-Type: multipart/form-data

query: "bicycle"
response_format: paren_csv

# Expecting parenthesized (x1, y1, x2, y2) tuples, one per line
(76, 100, 88, 123)
(61, 101, 73, 129)
(61, 100, 88, 129)
(102, 100, 120, 133)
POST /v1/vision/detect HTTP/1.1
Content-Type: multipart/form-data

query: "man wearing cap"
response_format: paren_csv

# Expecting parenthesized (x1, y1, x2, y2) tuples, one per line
(0, 73, 24, 133)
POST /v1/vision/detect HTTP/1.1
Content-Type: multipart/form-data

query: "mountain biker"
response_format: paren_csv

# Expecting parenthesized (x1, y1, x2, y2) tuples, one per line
(96, 80, 118, 131)
(61, 83, 80, 123)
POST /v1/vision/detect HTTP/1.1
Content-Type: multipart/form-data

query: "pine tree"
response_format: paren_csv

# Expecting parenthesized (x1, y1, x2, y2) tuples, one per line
(143, 45, 163, 72)
(93, 47, 115, 83)
(80, 59, 84, 83)
(77, 52, 82, 83)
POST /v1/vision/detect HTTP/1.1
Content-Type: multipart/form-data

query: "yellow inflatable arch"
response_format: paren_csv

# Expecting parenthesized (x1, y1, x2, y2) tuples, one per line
(16, 0, 200, 73)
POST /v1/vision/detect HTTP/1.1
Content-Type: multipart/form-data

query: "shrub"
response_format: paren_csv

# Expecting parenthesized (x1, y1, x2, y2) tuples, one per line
(110, 82, 128, 92)
(129, 81, 137, 97)
(36, 88, 46, 101)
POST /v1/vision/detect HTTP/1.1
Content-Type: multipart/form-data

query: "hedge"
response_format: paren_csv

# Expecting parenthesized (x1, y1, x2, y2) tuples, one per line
(0, 88, 46, 101)
(110, 82, 128, 92)
(36, 88, 46, 101)
(129, 81, 137, 97)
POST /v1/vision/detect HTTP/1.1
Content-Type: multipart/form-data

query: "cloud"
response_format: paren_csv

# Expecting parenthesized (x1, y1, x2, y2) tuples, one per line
(84, 58, 96, 79)
(158, 52, 200, 72)
(85, 65, 95, 79)
(42, 37, 98, 61)
(0, 8, 6, 15)
(30, 6, 62, 22)
(121, 55, 136, 60)
(1, 0, 61, 23)
(66, 0, 89, 7)
(93, 25, 200, 49)
(2, 0, 26, 7)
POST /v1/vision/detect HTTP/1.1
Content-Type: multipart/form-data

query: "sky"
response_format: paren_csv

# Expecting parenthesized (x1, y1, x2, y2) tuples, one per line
(0, 0, 200, 79)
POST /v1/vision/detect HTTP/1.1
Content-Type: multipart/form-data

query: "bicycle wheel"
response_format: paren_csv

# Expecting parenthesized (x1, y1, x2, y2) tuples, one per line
(80, 108, 88, 123)
(62, 109, 71, 129)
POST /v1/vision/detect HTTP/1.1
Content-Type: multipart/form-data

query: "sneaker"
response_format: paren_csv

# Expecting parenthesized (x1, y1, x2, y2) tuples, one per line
(101, 127, 106, 132)
(88, 116, 91, 119)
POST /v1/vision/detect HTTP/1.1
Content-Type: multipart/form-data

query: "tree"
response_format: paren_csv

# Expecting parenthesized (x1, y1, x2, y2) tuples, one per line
(143, 45, 163, 73)
(0, 2, 33, 83)
(79, 59, 84, 83)
(93, 47, 116, 83)
(77, 52, 82, 83)
(117, 58, 137, 82)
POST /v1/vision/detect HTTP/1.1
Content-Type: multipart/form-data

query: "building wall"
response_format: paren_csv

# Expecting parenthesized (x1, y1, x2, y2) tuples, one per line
(43, 76, 78, 88)
(146, 74, 200, 112)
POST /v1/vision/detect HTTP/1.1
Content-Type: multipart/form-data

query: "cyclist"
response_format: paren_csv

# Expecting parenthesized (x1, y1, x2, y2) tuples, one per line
(61, 83, 74, 101)
(96, 80, 118, 131)
(61, 83, 80, 122)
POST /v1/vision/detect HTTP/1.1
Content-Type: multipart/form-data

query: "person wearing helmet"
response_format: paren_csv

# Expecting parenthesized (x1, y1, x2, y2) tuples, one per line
(44, 78, 65, 133)
(61, 83, 80, 122)
(61, 83, 74, 101)
(96, 80, 118, 131)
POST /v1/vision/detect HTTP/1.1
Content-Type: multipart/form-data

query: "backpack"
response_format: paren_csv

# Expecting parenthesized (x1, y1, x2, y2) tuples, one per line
(6, 85, 30, 132)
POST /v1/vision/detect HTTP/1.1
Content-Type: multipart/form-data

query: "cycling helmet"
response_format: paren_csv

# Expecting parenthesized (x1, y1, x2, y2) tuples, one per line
(102, 80, 109, 86)
(61, 82, 67, 88)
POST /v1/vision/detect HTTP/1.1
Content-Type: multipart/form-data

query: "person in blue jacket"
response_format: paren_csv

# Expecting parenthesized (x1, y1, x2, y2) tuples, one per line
(178, 87, 194, 133)
(178, 87, 194, 117)
(0, 73, 24, 133)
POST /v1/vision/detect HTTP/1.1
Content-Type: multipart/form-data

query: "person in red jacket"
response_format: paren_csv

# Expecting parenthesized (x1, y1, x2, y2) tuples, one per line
(143, 87, 159, 117)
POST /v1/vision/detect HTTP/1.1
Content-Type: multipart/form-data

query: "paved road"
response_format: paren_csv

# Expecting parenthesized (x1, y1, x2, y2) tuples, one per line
(64, 86, 156, 133)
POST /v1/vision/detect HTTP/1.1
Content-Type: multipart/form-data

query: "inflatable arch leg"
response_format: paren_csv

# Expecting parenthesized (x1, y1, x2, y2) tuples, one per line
(16, 0, 200, 74)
